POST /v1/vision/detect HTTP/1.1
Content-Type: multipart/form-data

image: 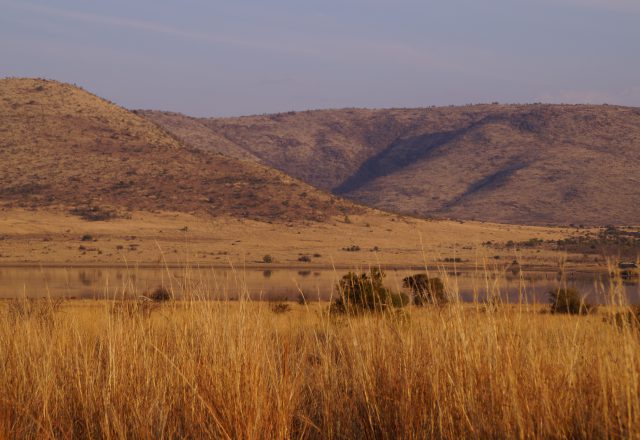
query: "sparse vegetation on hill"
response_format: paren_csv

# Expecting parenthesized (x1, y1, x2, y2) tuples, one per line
(0, 78, 363, 223)
(143, 104, 640, 225)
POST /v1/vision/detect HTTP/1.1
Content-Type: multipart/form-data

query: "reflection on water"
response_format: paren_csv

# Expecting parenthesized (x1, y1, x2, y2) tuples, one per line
(0, 266, 638, 304)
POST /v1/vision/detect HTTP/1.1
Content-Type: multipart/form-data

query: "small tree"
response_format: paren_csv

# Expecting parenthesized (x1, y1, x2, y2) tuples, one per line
(331, 268, 408, 314)
(402, 274, 447, 305)
(263, 255, 273, 264)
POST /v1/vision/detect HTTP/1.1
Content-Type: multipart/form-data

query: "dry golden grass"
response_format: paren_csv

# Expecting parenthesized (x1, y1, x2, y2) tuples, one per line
(0, 207, 583, 269)
(1, 283, 639, 438)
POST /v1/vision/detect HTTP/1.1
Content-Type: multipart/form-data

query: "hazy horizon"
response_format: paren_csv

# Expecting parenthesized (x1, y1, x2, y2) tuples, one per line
(2, 0, 639, 117)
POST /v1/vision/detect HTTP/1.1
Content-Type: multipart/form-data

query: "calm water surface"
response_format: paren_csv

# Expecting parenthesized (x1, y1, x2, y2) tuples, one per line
(0, 266, 638, 304)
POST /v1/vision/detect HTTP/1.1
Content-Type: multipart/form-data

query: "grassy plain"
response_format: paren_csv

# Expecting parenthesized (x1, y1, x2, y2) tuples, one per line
(1, 291, 639, 438)
(0, 207, 588, 270)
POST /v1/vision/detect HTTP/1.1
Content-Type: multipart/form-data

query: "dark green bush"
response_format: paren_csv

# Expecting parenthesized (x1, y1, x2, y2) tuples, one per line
(391, 291, 411, 308)
(331, 268, 406, 314)
(548, 288, 593, 315)
(402, 274, 447, 305)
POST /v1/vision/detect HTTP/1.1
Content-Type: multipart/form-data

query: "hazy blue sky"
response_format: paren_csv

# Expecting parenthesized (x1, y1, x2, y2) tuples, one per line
(1, 0, 639, 116)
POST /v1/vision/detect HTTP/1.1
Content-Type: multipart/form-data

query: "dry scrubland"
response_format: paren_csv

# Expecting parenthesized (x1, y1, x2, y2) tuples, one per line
(1, 286, 639, 438)
(0, 208, 580, 269)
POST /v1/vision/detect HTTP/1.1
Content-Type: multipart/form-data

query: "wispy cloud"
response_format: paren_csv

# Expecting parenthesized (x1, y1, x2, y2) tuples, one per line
(1, 0, 293, 53)
(1, 0, 462, 73)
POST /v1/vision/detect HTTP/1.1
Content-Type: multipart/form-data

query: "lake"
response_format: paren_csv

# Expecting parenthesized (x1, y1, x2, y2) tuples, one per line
(0, 266, 638, 304)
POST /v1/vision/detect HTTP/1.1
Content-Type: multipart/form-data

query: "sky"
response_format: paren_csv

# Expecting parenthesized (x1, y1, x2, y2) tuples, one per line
(1, 0, 639, 116)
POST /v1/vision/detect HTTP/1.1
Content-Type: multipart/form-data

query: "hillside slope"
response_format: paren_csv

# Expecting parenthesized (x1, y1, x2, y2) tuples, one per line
(0, 78, 362, 222)
(143, 105, 640, 225)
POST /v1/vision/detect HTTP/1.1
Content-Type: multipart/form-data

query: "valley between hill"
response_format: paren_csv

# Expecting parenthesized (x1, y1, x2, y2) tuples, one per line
(141, 104, 640, 226)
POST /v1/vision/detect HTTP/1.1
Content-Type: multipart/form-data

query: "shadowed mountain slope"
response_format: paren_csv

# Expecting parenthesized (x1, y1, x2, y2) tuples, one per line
(0, 78, 362, 222)
(143, 105, 640, 225)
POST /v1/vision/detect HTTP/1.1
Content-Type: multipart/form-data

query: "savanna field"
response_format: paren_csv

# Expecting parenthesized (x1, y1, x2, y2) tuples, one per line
(4, 0, 640, 438)
(1, 77, 639, 439)
(1, 269, 639, 439)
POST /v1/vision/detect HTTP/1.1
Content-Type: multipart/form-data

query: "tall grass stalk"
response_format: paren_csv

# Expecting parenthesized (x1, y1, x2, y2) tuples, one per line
(0, 268, 639, 438)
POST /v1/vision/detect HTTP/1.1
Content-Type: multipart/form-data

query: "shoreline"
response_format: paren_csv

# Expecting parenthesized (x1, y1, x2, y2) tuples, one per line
(0, 260, 606, 275)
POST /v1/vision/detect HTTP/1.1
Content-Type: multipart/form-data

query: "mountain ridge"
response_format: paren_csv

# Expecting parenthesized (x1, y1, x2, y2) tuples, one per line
(141, 104, 640, 225)
(0, 78, 364, 223)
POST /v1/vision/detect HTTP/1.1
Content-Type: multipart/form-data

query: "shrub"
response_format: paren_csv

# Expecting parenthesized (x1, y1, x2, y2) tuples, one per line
(149, 286, 172, 302)
(263, 255, 273, 264)
(342, 245, 361, 252)
(81, 234, 94, 242)
(298, 255, 311, 262)
(271, 302, 291, 314)
(402, 274, 447, 305)
(523, 238, 544, 247)
(331, 268, 406, 314)
(71, 205, 119, 221)
(548, 288, 593, 315)
(391, 291, 411, 308)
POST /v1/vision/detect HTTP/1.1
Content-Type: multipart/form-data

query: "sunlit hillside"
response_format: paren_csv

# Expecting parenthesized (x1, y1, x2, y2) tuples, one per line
(142, 105, 640, 225)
